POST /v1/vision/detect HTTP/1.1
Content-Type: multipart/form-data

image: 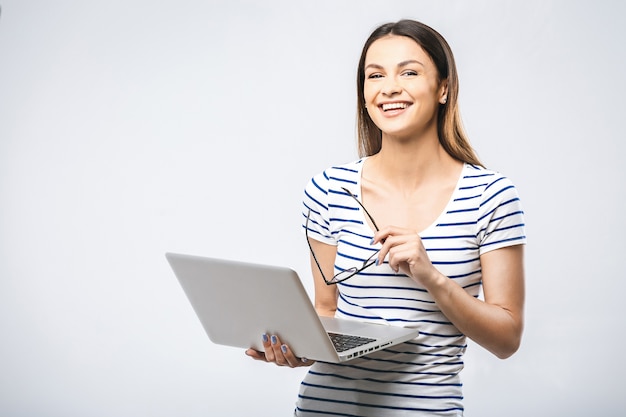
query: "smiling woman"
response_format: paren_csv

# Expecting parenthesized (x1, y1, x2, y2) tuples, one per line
(356, 20, 481, 166)
(245, 19, 526, 417)
(363, 36, 445, 144)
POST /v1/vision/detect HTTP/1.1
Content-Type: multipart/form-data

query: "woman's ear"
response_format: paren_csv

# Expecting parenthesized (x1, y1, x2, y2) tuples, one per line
(439, 81, 449, 104)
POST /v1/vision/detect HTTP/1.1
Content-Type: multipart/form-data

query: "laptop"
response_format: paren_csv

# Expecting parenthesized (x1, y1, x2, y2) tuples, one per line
(165, 252, 420, 363)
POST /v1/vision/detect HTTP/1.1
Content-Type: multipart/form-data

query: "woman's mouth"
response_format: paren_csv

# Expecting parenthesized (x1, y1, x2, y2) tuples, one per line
(381, 102, 409, 112)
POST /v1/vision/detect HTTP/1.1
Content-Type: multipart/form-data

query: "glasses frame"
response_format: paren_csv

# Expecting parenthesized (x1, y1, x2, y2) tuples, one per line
(305, 187, 380, 285)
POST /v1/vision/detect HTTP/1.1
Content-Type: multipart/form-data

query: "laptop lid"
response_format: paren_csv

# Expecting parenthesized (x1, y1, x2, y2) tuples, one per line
(165, 252, 419, 363)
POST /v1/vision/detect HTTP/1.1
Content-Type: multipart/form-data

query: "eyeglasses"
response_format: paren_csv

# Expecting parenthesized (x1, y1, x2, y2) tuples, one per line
(305, 187, 380, 285)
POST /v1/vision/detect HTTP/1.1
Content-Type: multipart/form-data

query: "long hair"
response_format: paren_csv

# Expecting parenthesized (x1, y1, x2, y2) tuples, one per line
(356, 20, 482, 166)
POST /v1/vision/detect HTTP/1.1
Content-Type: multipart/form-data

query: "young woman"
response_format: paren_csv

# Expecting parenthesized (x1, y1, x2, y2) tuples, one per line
(247, 19, 526, 416)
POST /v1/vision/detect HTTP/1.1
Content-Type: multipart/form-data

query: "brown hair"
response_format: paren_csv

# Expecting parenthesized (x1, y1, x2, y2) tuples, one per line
(356, 20, 482, 166)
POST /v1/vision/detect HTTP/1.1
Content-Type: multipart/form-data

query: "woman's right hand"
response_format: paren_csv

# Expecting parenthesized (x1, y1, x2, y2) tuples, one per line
(245, 333, 315, 368)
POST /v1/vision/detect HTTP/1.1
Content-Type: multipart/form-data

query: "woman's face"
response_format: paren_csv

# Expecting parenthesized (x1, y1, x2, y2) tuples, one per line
(363, 35, 446, 140)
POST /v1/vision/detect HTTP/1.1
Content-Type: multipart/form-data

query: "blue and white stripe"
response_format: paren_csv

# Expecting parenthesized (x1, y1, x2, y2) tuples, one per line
(296, 159, 526, 416)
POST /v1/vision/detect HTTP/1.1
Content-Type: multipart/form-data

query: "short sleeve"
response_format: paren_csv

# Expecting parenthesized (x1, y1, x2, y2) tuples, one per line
(477, 174, 527, 255)
(302, 170, 337, 246)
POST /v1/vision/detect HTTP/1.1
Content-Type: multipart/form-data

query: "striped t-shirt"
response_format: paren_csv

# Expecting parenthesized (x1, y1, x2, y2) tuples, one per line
(296, 158, 526, 416)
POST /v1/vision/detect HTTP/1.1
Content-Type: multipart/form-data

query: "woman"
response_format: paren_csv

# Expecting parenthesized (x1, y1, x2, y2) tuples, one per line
(247, 19, 526, 416)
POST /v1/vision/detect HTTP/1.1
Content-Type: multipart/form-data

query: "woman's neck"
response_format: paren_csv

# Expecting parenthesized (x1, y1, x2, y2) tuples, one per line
(366, 133, 461, 191)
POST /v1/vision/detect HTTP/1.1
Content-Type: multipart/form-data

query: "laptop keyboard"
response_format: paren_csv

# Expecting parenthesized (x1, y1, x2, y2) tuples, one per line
(328, 332, 376, 352)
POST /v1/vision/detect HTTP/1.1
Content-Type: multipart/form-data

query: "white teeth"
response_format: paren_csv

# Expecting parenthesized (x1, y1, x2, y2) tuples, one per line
(382, 102, 408, 111)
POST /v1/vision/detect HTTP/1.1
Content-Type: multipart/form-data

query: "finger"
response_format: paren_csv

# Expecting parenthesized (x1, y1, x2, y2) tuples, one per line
(372, 228, 392, 245)
(245, 348, 267, 362)
(261, 333, 276, 362)
(385, 245, 400, 272)
(372, 225, 411, 243)
(387, 247, 412, 273)
(375, 234, 406, 267)
(382, 238, 413, 270)
(280, 344, 297, 367)
(278, 344, 307, 368)
(388, 240, 428, 275)
(269, 334, 289, 366)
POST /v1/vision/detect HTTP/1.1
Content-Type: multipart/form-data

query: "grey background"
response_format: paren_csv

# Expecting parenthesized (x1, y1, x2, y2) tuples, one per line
(1, 1, 624, 416)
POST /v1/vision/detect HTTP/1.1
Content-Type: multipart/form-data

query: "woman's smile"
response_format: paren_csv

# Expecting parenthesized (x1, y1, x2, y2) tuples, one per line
(380, 101, 412, 115)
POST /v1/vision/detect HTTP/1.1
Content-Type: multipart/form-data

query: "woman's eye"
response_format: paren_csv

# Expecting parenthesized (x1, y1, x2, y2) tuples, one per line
(403, 70, 418, 77)
(367, 73, 383, 79)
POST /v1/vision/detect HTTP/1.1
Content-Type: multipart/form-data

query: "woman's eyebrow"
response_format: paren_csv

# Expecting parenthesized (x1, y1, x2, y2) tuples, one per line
(364, 59, 425, 71)
(364, 63, 384, 71)
(398, 59, 424, 68)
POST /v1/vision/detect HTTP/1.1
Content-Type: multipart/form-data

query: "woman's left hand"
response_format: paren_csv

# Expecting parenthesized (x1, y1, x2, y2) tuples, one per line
(372, 226, 441, 288)
(245, 333, 314, 368)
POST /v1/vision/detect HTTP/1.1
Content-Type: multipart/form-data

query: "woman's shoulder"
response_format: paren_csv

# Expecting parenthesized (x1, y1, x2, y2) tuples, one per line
(303, 159, 365, 219)
(462, 163, 516, 187)
(322, 158, 365, 174)
(460, 163, 523, 212)
(309, 158, 366, 185)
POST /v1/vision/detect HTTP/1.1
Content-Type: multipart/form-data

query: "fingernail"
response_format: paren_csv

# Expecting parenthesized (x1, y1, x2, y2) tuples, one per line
(375, 258, 380, 266)
(262, 333, 269, 343)
(281, 344, 288, 353)
(271, 335, 277, 345)
(301, 357, 309, 363)
(370, 238, 375, 245)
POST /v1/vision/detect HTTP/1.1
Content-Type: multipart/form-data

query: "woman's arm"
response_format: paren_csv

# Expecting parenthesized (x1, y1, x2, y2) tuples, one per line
(429, 245, 525, 359)
(374, 227, 525, 359)
(308, 239, 339, 317)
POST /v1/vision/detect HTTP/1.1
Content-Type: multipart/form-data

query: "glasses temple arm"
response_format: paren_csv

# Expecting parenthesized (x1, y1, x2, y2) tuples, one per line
(340, 187, 380, 231)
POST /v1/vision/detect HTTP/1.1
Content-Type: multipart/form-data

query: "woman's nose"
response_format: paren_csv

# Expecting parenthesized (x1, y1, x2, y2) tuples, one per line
(381, 78, 402, 96)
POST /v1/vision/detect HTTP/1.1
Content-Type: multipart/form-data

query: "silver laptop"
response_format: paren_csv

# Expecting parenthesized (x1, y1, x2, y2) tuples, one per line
(165, 252, 419, 363)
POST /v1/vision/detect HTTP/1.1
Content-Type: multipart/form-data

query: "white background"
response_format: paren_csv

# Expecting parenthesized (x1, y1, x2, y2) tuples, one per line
(1, 1, 624, 416)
